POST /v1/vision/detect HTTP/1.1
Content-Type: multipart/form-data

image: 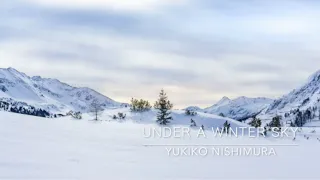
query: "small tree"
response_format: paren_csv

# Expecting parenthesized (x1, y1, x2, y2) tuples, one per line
(190, 119, 197, 127)
(154, 89, 173, 125)
(223, 121, 231, 133)
(269, 115, 282, 131)
(248, 117, 262, 128)
(263, 126, 268, 136)
(130, 98, 151, 112)
(90, 99, 104, 121)
(219, 113, 225, 117)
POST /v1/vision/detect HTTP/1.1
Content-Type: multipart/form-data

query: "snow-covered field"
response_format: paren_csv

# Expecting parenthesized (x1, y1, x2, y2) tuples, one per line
(1, 110, 320, 180)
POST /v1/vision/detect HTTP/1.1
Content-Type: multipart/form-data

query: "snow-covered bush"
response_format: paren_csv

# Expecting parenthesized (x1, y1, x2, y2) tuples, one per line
(67, 111, 82, 119)
(113, 112, 126, 120)
(190, 119, 197, 127)
(185, 109, 197, 116)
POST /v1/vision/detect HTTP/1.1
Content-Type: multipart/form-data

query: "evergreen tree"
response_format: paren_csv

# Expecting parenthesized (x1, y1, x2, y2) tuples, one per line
(263, 126, 268, 136)
(223, 121, 231, 133)
(269, 115, 282, 131)
(154, 89, 173, 125)
(294, 110, 304, 127)
(248, 116, 262, 128)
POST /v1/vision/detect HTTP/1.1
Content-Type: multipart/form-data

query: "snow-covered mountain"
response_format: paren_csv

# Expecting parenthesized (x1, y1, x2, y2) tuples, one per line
(0, 67, 124, 113)
(204, 96, 232, 111)
(205, 96, 273, 121)
(194, 96, 273, 121)
(260, 70, 320, 120)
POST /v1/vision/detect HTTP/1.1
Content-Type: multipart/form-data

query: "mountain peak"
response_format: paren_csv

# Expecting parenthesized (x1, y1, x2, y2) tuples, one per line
(308, 69, 320, 83)
(221, 96, 230, 100)
(215, 96, 231, 106)
(6, 67, 22, 74)
(204, 96, 273, 120)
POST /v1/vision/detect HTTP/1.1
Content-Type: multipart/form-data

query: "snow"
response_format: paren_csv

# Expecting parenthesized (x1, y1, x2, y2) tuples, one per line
(1, 66, 320, 179)
(0, 67, 124, 113)
(0, 110, 320, 179)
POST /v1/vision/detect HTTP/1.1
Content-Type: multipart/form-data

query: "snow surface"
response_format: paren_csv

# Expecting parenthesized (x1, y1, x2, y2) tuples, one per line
(1, 109, 320, 180)
(0, 68, 124, 113)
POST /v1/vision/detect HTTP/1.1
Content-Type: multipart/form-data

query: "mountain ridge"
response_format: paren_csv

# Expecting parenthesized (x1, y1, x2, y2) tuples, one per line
(2, 67, 320, 126)
(0, 67, 125, 113)
(185, 96, 274, 121)
(259, 69, 320, 124)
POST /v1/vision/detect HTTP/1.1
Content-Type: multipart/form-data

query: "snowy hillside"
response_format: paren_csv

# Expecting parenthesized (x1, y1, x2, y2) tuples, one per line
(258, 70, 320, 125)
(1, 110, 319, 179)
(0, 67, 124, 113)
(192, 96, 273, 121)
(91, 107, 246, 128)
(266, 70, 320, 115)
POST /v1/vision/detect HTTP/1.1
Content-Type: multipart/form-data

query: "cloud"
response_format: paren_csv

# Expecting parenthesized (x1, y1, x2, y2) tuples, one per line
(20, 0, 187, 11)
(1, 0, 320, 108)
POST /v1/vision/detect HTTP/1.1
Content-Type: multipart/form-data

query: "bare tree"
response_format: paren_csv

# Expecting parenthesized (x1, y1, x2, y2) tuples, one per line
(90, 99, 104, 121)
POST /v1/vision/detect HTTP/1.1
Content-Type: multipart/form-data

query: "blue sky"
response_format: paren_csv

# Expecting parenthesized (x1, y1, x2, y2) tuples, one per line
(1, 0, 320, 108)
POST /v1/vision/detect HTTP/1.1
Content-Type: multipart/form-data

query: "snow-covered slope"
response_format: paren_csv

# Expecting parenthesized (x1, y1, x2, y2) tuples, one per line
(203, 96, 273, 121)
(1, 110, 319, 179)
(259, 70, 320, 122)
(95, 107, 247, 128)
(266, 70, 320, 114)
(0, 67, 124, 113)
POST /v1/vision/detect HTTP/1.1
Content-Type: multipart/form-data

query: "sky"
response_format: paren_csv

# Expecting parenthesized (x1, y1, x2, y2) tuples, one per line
(1, 0, 320, 108)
